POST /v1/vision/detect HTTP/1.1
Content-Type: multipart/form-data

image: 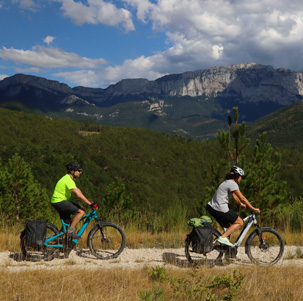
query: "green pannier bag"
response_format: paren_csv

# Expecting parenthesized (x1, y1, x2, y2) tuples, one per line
(187, 215, 213, 227)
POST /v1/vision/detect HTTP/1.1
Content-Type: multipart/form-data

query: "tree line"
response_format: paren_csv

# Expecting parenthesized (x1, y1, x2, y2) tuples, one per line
(0, 107, 303, 231)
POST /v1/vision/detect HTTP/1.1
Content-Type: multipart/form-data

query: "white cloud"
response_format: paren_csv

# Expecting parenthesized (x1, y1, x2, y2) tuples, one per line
(15, 67, 42, 73)
(54, 70, 100, 87)
(52, 53, 167, 87)
(58, 0, 135, 32)
(90, 0, 303, 87)
(0, 74, 8, 80)
(0, 45, 107, 69)
(12, 0, 37, 10)
(123, 0, 155, 23)
(53, 56, 166, 88)
(104, 55, 165, 84)
(4, 0, 303, 87)
(116, 0, 303, 77)
(44, 36, 56, 45)
(20, 0, 35, 9)
(212, 45, 224, 60)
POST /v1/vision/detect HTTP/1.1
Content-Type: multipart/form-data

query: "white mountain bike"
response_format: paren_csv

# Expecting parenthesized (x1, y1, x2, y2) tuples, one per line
(185, 210, 284, 265)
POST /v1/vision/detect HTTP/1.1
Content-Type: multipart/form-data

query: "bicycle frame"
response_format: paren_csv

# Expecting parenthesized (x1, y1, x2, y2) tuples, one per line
(186, 210, 284, 265)
(44, 209, 99, 248)
(233, 212, 259, 247)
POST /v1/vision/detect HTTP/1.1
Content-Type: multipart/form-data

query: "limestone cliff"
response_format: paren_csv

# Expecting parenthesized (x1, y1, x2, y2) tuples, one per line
(109, 63, 303, 105)
(1, 63, 303, 107)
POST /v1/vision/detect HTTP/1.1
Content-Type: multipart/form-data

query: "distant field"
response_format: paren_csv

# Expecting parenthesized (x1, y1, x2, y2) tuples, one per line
(78, 131, 100, 136)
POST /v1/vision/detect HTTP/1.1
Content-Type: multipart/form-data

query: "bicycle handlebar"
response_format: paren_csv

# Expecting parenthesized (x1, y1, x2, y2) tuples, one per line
(249, 208, 261, 215)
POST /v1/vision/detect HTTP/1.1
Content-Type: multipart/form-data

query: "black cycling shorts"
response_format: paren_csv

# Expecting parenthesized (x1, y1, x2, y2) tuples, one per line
(52, 201, 83, 222)
(206, 204, 239, 228)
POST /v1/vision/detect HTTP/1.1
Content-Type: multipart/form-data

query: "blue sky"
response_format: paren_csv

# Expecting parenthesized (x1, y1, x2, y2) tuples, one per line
(1, 0, 303, 88)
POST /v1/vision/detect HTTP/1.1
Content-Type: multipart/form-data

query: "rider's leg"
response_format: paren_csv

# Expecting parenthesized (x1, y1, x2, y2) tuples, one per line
(221, 217, 244, 238)
(60, 219, 71, 232)
(67, 209, 85, 240)
(70, 209, 85, 230)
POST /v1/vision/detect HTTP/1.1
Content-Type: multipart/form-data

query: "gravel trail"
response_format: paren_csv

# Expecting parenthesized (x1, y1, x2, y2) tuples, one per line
(1, 246, 303, 271)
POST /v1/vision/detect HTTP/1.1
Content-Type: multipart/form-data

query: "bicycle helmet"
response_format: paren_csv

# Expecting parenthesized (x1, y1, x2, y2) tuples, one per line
(230, 166, 245, 178)
(66, 162, 82, 173)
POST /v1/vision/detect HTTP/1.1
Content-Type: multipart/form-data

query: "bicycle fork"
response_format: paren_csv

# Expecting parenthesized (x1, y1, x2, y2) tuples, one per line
(96, 218, 108, 243)
(255, 225, 269, 250)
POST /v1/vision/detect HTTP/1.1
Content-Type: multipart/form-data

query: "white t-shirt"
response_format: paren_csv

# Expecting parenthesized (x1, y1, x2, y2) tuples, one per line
(208, 180, 239, 213)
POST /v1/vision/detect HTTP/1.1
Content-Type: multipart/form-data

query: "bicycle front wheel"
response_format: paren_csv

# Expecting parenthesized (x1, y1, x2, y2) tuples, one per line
(21, 222, 60, 262)
(245, 227, 284, 265)
(88, 222, 126, 259)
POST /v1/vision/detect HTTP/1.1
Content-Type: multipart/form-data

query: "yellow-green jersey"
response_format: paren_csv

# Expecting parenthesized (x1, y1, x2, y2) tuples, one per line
(51, 174, 77, 204)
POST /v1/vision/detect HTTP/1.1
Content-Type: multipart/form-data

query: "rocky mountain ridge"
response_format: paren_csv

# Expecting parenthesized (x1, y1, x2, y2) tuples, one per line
(1, 63, 303, 139)
(102, 62, 303, 105)
(1, 63, 303, 107)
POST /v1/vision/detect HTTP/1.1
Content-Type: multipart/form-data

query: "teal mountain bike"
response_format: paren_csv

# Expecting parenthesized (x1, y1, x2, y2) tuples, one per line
(21, 208, 126, 261)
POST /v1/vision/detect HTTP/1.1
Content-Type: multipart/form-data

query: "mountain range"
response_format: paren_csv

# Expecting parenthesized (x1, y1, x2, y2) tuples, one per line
(1, 62, 303, 140)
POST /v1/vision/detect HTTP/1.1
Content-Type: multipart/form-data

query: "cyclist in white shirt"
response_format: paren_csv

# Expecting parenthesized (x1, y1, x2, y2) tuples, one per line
(207, 166, 260, 246)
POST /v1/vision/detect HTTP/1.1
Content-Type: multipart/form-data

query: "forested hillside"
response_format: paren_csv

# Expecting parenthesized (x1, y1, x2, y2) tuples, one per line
(247, 101, 303, 149)
(1, 107, 303, 230)
(246, 101, 303, 196)
(0, 108, 224, 226)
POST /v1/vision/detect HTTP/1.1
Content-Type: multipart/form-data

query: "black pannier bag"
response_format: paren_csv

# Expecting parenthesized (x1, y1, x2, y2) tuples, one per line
(188, 226, 214, 255)
(20, 220, 47, 250)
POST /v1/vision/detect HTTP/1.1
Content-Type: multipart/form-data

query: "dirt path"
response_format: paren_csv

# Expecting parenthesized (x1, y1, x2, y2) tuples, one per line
(1, 246, 303, 271)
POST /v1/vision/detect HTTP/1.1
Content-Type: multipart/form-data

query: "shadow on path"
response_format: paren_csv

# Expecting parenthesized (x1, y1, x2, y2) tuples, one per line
(9, 252, 25, 262)
(9, 251, 66, 262)
(162, 252, 225, 268)
(75, 249, 97, 259)
(8, 248, 99, 262)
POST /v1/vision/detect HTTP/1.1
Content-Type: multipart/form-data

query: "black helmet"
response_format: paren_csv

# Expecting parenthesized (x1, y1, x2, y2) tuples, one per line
(66, 162, 82, 173)
(230, 166, 245, 178)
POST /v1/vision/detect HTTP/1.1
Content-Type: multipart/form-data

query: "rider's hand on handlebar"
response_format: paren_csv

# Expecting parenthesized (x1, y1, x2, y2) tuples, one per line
(254, 208, 261, 214)
(240, 203, 247, 209)
(89, 200, 98, 210)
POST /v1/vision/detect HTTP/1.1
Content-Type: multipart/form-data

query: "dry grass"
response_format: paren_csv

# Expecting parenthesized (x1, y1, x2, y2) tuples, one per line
(2, 222, 303, 253)
(1, 265, 303, 300)
(0, 226, 22, 252)
(280, 228, 303, 246)
(0, 223, 189, 252)
(2, 222, 303, 300)
(236, 265, 303, 300)
(124, 229, 187, 249)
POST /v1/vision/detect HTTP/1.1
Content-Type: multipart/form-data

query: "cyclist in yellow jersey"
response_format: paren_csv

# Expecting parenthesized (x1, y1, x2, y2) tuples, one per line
(51, 162, 98, 239)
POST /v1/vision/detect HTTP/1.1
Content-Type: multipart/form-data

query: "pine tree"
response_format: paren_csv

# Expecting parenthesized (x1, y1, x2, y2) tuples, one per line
(238, 133, 289, 224)
(196, 107, 250, 215)
(197, 107, 289, 225)
(102, 177, 137, 224)
(217, 107, 250, 165)
(0, 153, 51, 224)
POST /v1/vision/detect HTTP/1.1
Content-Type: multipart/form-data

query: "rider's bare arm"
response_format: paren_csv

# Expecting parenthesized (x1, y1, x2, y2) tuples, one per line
(232, 190, 261, 214)
(72, 188, 91, 206)
(232, 192, 246, 208)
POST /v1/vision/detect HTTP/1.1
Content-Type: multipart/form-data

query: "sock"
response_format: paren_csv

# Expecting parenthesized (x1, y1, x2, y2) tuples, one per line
(68, 227, 74, 233)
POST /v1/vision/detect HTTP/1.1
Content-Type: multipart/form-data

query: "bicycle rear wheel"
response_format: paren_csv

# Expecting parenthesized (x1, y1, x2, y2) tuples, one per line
(21, 222, 60, 262)
(185, 229, 223, 264)
(88, 222, 126, 259)
(245, 227, 284, 265)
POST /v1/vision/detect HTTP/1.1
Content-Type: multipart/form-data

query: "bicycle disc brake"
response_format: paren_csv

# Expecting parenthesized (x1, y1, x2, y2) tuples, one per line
(258, 233, 269, 252)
